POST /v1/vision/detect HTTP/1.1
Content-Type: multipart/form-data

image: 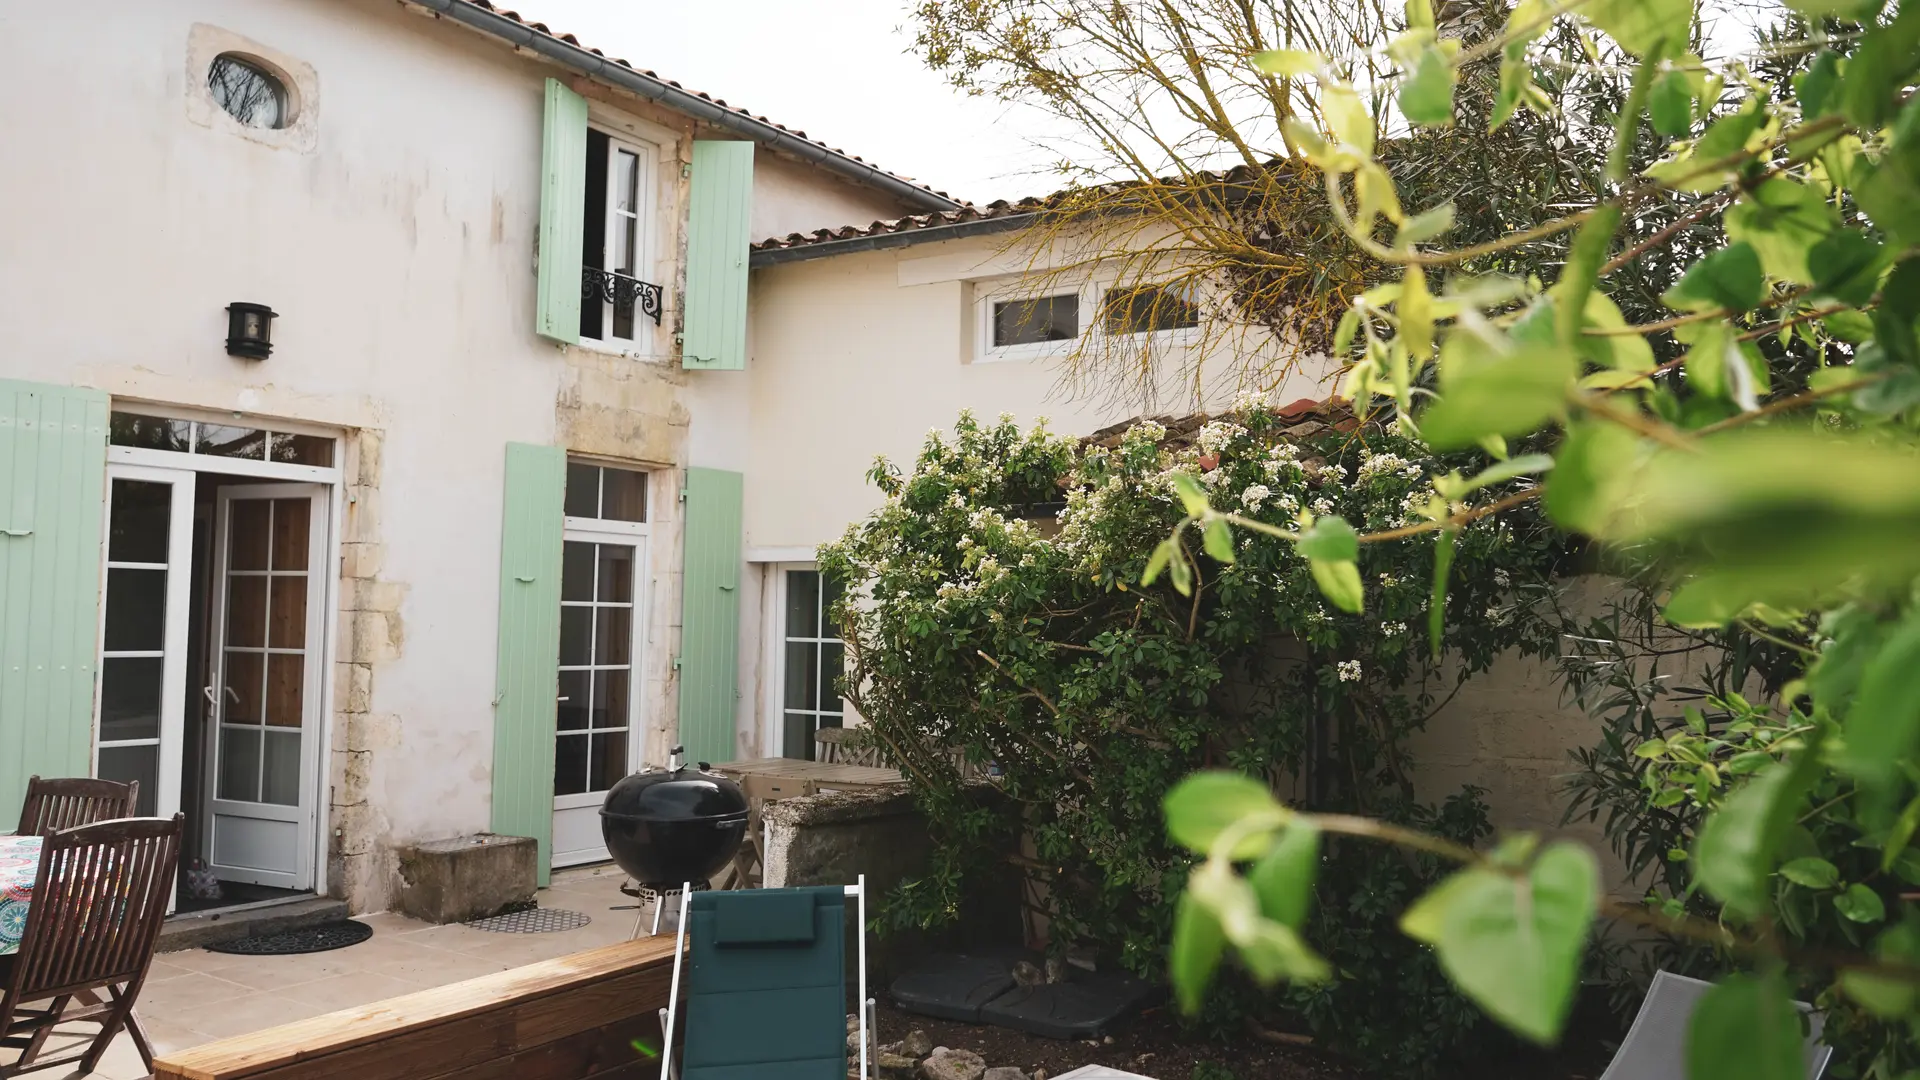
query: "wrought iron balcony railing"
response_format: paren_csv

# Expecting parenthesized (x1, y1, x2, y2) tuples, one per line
(582, 267, 664, 326)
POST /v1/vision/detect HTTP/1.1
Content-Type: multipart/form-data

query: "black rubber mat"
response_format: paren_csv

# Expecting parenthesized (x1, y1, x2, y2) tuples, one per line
(890, 951, 1022, 1023)
(205, 920, 373, 955)
(978, 969, 1162, 1039)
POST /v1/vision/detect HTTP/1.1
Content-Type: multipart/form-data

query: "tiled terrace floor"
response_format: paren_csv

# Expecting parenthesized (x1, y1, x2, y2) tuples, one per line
(12, 864, 641, 1079)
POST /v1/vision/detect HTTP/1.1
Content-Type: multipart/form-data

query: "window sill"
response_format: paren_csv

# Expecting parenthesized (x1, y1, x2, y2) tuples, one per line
(566, 340, 674, 364)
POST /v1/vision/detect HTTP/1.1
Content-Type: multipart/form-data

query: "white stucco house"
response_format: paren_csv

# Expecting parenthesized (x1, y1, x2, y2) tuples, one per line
(0, 0, 1355, 917)
(0, 0, 960, 911)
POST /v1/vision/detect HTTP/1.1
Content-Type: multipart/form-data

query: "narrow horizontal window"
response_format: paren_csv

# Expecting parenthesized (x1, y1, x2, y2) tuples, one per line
(992, 295, 1079, 348)
(1099, 284, 1200, 336)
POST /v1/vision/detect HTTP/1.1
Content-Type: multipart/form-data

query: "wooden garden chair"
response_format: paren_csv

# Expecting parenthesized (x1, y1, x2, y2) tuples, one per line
(14, 776, 138, 836)
(0, 814, 182, 1078)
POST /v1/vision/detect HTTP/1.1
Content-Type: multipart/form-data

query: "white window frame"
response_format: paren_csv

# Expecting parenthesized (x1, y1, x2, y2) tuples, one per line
(974, 279, 1090, 364)
(579, 124, 661, 353)
(760, 563, 849, 758)
(1090, 279, 1204, 347)
(554, 519, 651, 802)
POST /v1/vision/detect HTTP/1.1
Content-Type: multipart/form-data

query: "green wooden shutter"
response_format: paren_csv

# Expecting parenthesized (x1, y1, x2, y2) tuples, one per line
(682, 141, 755, 371)
(678, 467, 743, 765)
(536, 78, 588, 345)
(491, 442, 566, 884)
(0, 380, 108, 831)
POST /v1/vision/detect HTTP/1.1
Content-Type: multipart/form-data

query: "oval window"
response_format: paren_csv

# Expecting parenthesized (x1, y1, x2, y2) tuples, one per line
(207, 54, 287, 129)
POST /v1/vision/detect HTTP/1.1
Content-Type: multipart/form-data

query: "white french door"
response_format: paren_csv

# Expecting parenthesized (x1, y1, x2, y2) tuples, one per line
(552, 527, 648, 867)
(201, 484, 328, 889)
(95, 466, 195, 826)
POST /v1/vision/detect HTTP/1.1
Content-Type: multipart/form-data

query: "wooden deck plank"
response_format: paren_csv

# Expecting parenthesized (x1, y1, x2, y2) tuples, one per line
(153, 935, 677, 1080)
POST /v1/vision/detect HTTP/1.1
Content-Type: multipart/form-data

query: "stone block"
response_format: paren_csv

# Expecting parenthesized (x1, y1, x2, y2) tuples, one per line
(392, 833, 536, 924)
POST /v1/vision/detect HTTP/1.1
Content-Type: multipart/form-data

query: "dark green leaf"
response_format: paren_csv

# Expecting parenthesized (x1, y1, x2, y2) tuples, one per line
(1871, 256, 1920, 367)
(1309, 559, 1365, 614)
(1840, 606, 1920, 785)
(1795, 50, 1843, 117)
(1694, 757, 1816, 917)
(1399, 42, 1456, 127)
(1203, 518, 1236, 564)
(1835, 883, 1887, 923)
(1399, 843, 1598, 1044)
(1686, 974, 1807, 1080)
(1420, 344, 1577, 449)
(1295, 516, 1359, 562)
(1808, 228, 1887, 307)
(1840, 1, 1920, 131)
(1881, 793, 1920, 872)
(1163, 771, 1282, 857)
(1785, 0, 1883, 18)
(1249, 822, 1320, 929)
(1584, 0, 1693, 58)
(1663, 242, 1765, 312)
(1840, 921, 1920, 1017)
(1650, 67, 1695, 136)
(1429, 528, 1456, 657)
(1170, 890, 1226, 1014)
(1779, 856, 1840, 889)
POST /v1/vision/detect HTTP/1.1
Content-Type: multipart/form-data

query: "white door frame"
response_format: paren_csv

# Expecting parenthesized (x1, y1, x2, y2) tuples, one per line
(104, 430, 343, 898)
(552, 518, 650, 867)
(201, 483, 329, 890)
(94, 464, 196, 831)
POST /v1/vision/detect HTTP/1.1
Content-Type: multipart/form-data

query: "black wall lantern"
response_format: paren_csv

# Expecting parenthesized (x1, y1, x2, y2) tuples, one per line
(225, 302, 277, 360)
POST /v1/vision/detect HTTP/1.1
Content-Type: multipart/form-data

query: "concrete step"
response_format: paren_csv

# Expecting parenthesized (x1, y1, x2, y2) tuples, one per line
(158, 896, 349, 953)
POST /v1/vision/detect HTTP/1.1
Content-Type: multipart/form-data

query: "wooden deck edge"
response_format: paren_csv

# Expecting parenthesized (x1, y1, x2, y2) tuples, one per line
(153, 935, 679, 1080)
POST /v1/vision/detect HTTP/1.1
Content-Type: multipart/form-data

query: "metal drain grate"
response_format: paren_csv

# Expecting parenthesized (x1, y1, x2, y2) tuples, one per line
(205, 921, 373, 955)
(464, 906, 591, 934)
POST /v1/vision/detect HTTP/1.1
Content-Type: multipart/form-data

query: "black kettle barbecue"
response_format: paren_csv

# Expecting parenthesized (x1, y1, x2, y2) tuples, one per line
(599, 746, 749, 889)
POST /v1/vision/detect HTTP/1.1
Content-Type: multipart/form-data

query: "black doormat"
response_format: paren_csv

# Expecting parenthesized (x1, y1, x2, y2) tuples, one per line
(205, 920, 373, 955)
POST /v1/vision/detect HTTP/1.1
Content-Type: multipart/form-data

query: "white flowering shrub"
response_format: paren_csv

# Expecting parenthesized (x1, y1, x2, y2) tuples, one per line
(821, 403, 1562, 1068)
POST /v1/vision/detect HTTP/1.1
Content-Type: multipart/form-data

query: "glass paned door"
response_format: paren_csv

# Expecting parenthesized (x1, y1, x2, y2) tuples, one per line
(203, 484, 327, 889)
(781, 569, 845, 759)
(96, 467, 195, 823)
(552, 530, 646, 867)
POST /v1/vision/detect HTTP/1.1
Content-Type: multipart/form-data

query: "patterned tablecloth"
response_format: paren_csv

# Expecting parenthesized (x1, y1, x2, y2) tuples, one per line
(0, 834, 42, 956)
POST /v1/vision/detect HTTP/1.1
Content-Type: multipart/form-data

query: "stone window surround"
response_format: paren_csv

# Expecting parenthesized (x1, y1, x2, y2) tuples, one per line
(185, 23, 320, 154)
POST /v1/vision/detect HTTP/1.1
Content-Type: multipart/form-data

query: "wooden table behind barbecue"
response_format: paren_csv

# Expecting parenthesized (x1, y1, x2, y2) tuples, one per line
(709, 757, 905, 790)
(151, 935, 679, 1080)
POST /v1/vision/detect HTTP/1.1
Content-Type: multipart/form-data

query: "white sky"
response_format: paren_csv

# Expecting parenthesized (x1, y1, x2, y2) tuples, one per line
(503, 0, 1066, 205)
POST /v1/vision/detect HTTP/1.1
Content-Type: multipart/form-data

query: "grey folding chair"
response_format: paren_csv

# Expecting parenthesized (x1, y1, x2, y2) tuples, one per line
(1599, 970, 1833, 1080)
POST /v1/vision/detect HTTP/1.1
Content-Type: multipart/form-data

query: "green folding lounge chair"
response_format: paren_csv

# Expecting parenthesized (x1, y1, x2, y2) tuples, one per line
(658, 876, 873, 1080)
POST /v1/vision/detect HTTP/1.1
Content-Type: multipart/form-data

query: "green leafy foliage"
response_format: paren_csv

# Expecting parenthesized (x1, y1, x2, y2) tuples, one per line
(1400, 843, 1599, 1043)
(1687, 975, 1807, 1080)
(828, 408, 1561, 1076)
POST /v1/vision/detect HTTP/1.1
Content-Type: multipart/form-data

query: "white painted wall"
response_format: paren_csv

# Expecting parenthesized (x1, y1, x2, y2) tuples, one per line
(0, 0, 930, 908)
(732, 233, 1339, 755)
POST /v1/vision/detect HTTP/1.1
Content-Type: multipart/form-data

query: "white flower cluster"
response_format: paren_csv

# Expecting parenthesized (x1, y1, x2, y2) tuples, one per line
(1337, 659, 1363, 682)
(1241, 484, 1272, 511)
(1125, 419, 1168, 446)
(1381, 622, 1407, 638)
(1494, 569, 1511, 589)
(1233, 389, 1271, 413)
(1194, 420, 1245, 455)
(1355, 451, 1424, 483)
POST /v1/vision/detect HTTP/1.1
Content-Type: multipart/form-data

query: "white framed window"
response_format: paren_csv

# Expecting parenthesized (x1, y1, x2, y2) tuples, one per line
(1095, 282, 1202, 339)
(579, 127, 660, 347)
(975, 281, 1086, 364)
(764, 565, 846, 759)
